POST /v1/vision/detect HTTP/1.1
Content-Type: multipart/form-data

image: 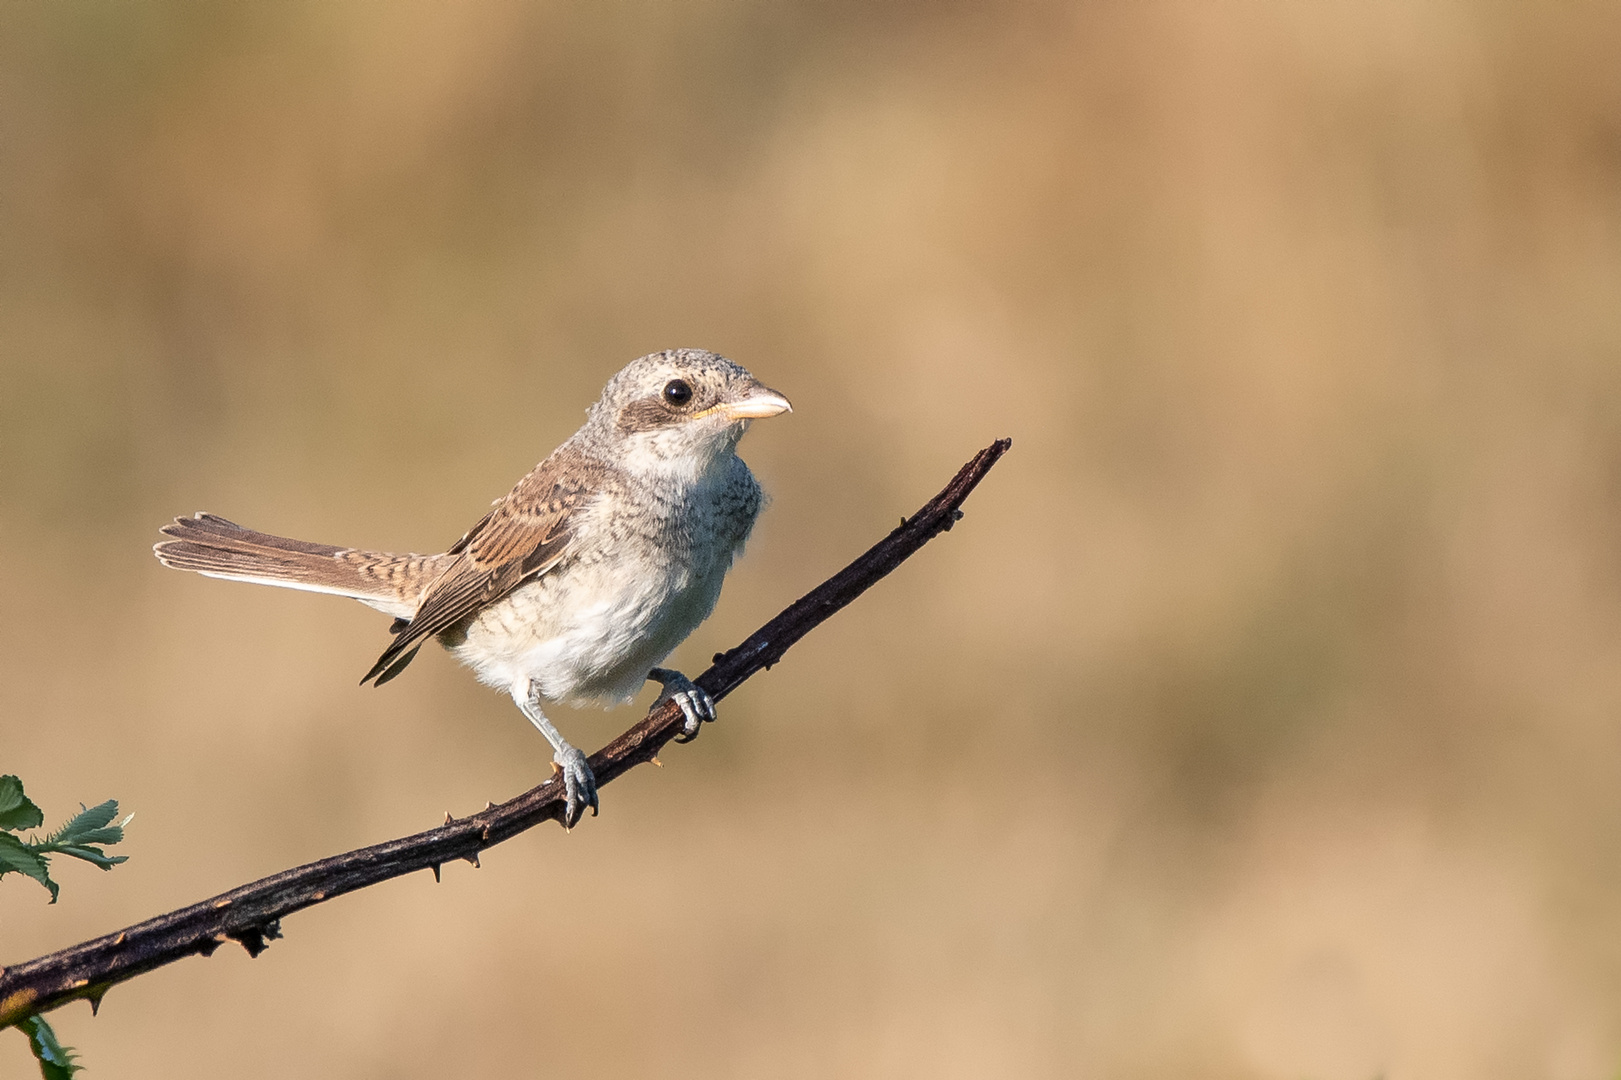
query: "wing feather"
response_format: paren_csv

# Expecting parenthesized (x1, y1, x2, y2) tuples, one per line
(360, 458, 601, 685)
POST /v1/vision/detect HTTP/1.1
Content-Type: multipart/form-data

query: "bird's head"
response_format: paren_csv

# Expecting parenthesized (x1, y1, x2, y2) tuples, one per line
(585, 349, 792, 477)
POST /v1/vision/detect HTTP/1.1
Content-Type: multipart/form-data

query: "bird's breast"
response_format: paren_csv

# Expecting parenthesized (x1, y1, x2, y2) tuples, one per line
(448, 456, 762, 705)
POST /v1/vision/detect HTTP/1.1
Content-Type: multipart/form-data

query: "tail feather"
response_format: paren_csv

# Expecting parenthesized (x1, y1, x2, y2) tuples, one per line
(154, 513, 448, 619)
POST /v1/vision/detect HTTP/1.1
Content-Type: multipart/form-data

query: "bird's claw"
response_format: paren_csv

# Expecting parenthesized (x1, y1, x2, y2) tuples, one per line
(653, 671, 716, 743)
(554, 746, 598, 827)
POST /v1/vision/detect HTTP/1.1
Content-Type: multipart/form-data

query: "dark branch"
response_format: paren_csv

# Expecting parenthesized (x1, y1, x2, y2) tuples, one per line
(0, 438, 1011, 1028)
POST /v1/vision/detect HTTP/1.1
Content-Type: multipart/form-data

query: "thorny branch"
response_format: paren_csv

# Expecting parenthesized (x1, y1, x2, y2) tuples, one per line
(0, 438, 1011, 1028)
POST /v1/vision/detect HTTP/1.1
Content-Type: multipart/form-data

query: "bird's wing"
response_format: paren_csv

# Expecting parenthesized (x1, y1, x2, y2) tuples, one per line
(360, 457, 603, 686)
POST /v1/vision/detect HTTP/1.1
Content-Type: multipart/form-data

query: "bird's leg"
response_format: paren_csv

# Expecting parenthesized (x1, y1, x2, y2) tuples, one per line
(512, 679, 597, 826)
(648, 668, 716, 744)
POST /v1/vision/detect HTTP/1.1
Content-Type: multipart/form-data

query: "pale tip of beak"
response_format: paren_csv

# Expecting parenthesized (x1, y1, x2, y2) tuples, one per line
(723, 388, 793, 420)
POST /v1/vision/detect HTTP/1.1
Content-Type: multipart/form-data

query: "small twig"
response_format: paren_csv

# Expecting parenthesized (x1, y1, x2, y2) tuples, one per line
(0, 438, 1011, 1028)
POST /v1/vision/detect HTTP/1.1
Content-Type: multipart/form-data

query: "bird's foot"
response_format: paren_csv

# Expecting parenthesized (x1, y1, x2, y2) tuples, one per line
(551, 746, 598, 827)
(649, 668, 716, 743)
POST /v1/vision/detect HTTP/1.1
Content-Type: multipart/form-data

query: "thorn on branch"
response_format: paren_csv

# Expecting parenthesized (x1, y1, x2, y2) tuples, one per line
(228, 921, 282, 959)
(430, 863, 441, 883)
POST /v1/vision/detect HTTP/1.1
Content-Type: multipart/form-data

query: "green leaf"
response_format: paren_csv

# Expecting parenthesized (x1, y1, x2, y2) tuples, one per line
(30, 800, 129, 875)
(0, 833, 58, 902)
(0, 776, 44, 833)
(0, 790, 129, 900)
(44, 801, 123, 849)
(20, 1014, 82, 1079)
(42, 845, 126, 871)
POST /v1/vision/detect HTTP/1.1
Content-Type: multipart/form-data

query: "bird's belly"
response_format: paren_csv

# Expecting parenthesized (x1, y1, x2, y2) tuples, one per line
(446, 559, 727, 706)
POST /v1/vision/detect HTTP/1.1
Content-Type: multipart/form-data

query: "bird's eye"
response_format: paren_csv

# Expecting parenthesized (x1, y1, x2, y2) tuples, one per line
(663, 379, 693, 407)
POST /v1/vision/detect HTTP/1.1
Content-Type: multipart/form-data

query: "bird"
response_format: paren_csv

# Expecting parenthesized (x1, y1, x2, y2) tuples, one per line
(154, 349, 791, 826)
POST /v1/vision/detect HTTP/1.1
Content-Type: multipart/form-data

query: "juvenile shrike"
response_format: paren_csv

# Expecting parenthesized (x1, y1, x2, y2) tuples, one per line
(155, 349, 791, 825)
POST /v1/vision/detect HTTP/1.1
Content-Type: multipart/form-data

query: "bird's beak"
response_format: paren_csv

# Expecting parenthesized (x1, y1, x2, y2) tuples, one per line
(713, 385, 793, 420)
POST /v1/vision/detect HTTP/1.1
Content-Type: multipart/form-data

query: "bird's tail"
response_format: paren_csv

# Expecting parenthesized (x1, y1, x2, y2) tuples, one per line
(154, 513, 450, 619)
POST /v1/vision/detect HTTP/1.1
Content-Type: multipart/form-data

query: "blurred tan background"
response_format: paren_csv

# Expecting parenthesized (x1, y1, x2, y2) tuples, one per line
(2, 2, 1620, 1077)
